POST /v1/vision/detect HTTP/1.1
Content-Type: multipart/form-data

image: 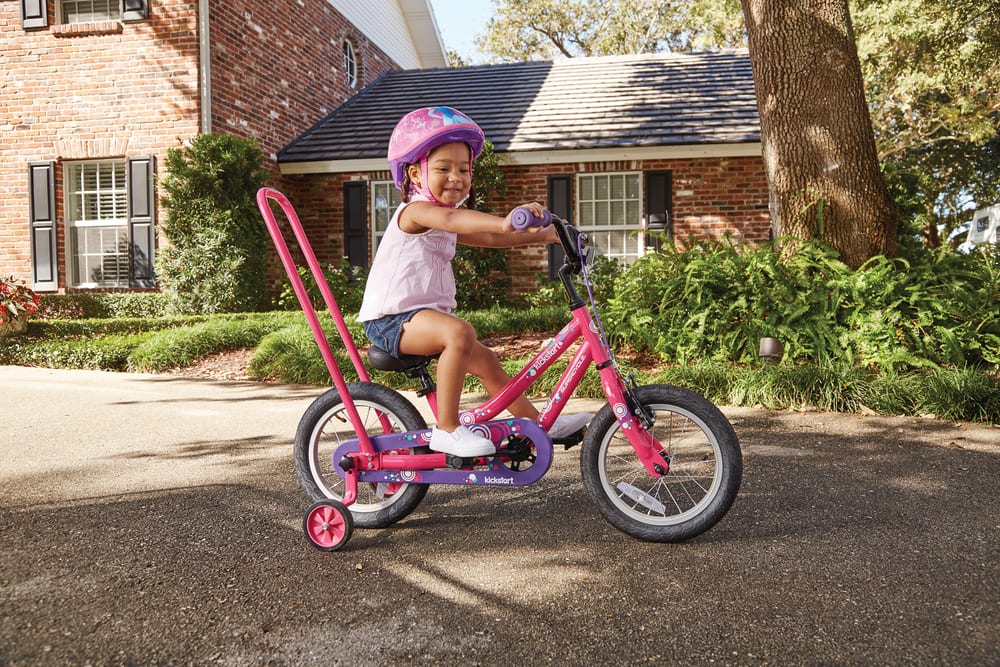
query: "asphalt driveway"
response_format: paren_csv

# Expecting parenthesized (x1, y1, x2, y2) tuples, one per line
(2, 366, 997, 665)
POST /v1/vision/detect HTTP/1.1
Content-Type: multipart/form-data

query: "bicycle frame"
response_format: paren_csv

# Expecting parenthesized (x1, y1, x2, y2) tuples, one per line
(257, 188, 668, 505)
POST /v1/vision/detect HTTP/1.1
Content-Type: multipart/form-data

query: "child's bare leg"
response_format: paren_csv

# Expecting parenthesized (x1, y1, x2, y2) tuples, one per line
(466, 342, 539, 420)
(397, 310, 475, 432)
(399, 311, 538, 427)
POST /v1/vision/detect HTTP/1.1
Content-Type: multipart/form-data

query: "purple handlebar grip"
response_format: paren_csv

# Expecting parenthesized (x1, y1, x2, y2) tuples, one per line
(511, 207, 552, 230)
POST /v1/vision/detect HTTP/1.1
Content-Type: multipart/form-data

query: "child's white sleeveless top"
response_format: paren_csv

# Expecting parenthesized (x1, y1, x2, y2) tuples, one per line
(358, 199, 457, 321)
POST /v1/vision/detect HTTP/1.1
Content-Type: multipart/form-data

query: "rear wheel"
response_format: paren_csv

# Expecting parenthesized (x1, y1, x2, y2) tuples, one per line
(294, 382, 429, 528)
(581, 385, 742, 542)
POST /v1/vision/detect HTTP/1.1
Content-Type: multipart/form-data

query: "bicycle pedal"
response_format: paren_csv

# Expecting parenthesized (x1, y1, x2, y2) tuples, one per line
(552, 428, 585, 450)
(444, 454, 487, 468)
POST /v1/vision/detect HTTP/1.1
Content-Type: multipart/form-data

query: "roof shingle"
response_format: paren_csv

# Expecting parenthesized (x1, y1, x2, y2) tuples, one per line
(278, 50, 759, 164)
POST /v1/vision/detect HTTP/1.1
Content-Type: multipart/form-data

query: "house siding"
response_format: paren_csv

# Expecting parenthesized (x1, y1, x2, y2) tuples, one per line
(0, 0, 400, 288)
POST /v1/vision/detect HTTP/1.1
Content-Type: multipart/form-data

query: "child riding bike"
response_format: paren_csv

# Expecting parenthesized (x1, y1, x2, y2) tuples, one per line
(358, 106, 591, 458)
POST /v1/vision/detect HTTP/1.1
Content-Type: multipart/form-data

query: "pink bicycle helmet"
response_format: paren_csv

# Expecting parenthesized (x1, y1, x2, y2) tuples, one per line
(387, 106, 485, 198)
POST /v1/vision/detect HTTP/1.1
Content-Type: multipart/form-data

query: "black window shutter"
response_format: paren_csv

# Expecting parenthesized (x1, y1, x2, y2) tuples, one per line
(644, 171, 673, 250)
(546, 174, 572, 281)
(343, 181, 368, 270)
(21, 0, 48, 29)
(28, 162, 57, 291)
(127, 156, 156, 288)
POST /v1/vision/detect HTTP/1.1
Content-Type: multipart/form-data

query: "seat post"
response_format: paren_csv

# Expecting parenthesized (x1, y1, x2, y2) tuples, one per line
(405, 363, 437, 397)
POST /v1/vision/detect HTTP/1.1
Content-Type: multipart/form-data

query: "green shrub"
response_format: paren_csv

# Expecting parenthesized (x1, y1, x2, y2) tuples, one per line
(36, 292, 171, 320)
(249, 319, 371, 386)
(605, 237, 1000, 371)
(454, 246, 511, 310)
(157, 134, 270, 314)
(277, 261, 368, 314)
(127, 314, 292, 372)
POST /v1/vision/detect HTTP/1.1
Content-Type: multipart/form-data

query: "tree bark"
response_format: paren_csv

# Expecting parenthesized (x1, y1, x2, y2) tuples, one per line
(741, 0, 897, 268)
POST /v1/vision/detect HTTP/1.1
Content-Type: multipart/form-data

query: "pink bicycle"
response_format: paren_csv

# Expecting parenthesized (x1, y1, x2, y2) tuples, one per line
(258, 188, 742, 551)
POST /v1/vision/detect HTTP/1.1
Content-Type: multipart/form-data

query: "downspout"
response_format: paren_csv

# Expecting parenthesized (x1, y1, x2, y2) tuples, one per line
(198, 0, 212, 133)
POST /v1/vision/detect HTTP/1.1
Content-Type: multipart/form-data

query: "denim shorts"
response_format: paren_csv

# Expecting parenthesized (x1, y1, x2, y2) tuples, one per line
(363, 309, 424, 358)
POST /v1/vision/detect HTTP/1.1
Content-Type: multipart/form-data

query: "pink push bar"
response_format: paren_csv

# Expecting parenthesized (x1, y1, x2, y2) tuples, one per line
(256, 187, 381, 463)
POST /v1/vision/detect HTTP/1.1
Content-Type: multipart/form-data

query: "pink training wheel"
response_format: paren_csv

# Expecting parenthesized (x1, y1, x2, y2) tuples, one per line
(303, 500, 354, 551)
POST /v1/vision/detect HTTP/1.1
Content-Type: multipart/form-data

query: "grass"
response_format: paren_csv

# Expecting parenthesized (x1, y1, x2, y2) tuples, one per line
(2, 307, 998, 424)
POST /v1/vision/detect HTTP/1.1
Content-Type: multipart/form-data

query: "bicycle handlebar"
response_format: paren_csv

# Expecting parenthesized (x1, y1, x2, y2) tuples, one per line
(511, 206, 553, 230)
(510, 206, 587, 280)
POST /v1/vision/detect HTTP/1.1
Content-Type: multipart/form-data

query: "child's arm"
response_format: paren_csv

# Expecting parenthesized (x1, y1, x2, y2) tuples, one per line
(459, 225, 559, 248)
(400, 201, 558, 247)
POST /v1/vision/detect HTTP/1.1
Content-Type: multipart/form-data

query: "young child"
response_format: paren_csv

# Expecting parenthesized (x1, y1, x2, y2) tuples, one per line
(359, 106, 591, 457)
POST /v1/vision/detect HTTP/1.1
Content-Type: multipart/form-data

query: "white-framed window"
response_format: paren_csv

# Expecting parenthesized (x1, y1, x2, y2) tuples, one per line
(65, 160, 130, 288)
(370, 180, 401, 255)
(61, 0, 116, 22)
(343, 39, 358, 88)
(577, 172, 643, 264)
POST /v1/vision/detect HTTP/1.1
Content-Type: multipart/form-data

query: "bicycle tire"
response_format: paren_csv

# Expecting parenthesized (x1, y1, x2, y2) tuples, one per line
(581, 384, 742, 542)
(294, 382, 429, 528)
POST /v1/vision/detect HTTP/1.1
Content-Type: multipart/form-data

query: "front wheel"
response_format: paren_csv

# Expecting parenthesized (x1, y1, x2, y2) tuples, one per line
(294, 382, 429, 528)
(581, 385, 742, 542)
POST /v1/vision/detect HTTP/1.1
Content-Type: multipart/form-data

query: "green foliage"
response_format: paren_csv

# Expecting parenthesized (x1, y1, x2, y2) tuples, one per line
(248, 320, 369, 386)
(521, 255, 625, 309)
(157, 134, 271, 314)
(471, 141, 506, 213)
(853, 0, 1000, 247)
(477, 0, 745, 61)
(127, 314, 290, 372)
(453, 246, 511, 309)
(605, 237, 1000, 370)
(276, 261, 368, 314)
(0, 312, 296, 372)
(36, 292, 171, 320)
(3, 302, 998, 423)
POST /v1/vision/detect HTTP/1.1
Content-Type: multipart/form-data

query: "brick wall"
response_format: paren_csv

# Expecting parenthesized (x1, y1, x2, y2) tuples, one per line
(0, 0, 397, 289)
(206, 0, 394, 163)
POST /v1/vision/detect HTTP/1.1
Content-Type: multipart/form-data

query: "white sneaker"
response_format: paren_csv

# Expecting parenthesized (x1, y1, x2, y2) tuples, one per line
(548, 412, 592, 438)
(430, 426, 495, 457)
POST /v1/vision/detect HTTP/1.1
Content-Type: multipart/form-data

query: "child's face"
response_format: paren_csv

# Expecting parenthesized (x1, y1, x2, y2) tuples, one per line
(409, 142, 472, 206)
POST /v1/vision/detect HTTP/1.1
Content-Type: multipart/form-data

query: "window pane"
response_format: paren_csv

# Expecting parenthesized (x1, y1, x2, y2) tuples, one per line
(370, 181, 401, 254)
(626, 174, 640, 200)
(610, 175, 624, 200)
(595, 202, 609, 227)
(595, 176, 609, 200)
(579, 176, 593, 201)
(611, 202, 625, 226)
(626, 199, 640, 224)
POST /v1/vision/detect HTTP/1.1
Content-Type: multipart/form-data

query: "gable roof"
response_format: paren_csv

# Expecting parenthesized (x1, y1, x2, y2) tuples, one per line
(278, 50, 760, 174)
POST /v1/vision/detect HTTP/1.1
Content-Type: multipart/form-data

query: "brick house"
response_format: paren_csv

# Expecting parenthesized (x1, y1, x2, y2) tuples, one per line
(275, 51, 770, 293)
(0, 0, 445, 292)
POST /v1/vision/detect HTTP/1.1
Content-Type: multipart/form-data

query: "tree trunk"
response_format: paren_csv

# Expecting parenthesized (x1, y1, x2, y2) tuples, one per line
(741, 0, 898, 268)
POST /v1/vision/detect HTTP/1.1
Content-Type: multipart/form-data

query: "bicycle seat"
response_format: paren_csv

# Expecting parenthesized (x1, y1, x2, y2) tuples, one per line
(367, 345, 438, 372)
